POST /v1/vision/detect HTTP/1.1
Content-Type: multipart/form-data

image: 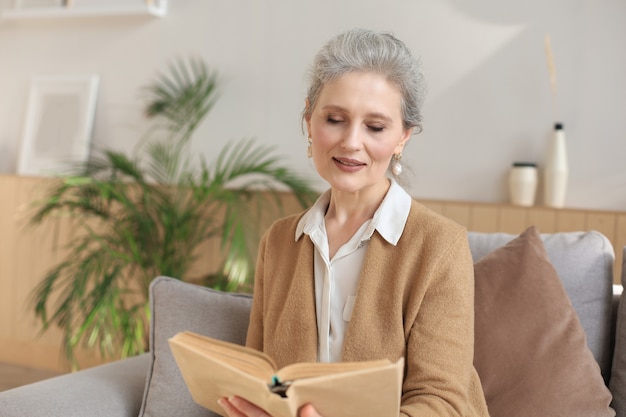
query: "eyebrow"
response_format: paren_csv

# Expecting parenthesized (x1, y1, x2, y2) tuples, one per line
(321, 105, 394, 124)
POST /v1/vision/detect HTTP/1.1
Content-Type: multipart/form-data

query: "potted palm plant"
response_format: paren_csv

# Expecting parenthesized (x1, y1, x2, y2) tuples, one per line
(29, 57, 316, 369)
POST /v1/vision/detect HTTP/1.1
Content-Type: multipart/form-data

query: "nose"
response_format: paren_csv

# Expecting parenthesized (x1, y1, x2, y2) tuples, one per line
(340, 124, 363, 151)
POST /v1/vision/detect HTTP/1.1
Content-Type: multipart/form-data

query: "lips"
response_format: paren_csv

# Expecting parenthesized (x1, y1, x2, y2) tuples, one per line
(333, 157, 366, 167)
(332, 157, 366, 173)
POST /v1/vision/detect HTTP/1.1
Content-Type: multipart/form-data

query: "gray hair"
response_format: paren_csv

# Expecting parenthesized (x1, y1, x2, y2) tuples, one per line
(303, 28, 426, 132)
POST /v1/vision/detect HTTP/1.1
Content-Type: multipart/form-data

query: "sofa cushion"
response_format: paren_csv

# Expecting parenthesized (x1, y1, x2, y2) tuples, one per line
(609, 248, 626, 415)
(473, 226, 614, 417)
(468, 228, 615, 381)
(0, 354, 149, 417)
(138, 276, 252, 417)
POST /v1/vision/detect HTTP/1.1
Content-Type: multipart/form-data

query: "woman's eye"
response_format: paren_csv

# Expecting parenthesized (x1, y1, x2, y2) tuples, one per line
(327, 117, 342, 124)
(368, 125, 385, 132)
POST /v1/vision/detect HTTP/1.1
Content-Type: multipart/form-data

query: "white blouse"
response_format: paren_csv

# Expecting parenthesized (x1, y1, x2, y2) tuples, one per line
(295, 179, 412, 362)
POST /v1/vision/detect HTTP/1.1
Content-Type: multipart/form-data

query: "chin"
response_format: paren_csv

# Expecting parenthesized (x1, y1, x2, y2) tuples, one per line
(327, 178, 381, 195)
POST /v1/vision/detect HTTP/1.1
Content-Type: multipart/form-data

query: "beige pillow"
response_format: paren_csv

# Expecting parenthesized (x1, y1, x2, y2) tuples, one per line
(473, 226, 614, 417)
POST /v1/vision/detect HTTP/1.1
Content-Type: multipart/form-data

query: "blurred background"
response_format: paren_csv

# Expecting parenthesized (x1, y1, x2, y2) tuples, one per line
(0, 0, 624, 210)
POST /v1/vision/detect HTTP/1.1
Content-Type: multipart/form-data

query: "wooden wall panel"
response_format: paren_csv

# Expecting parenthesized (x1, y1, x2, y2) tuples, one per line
(586, 213, 617, 243)
(420, 199, 626, 285)
(2, 174, 626, 372)
(14, 179, 42, 342)
(526, 208, 557, 233)
(442, 204, 471, 229)
(498, 206, 528, 234)
(0, 175, 310, 372)
(420, 201, 443, 214)
(0, 176, 17, 340)
(615, 215, 626, 285)
(469, 205, 499, 233)
(0, 176, 70, 372)
(556, 210, 587, 231)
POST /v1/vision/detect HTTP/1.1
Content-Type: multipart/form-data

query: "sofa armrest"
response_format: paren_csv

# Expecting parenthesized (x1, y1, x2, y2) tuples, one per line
(0, 353, 150, 417)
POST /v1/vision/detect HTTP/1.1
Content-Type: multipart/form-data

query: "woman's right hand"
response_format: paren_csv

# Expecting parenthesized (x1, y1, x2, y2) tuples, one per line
(299, 404, 323, 417)
(218, 397, 323, 417)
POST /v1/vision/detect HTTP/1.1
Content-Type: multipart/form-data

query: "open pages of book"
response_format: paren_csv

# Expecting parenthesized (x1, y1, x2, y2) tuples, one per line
(169, 331, 403, 417)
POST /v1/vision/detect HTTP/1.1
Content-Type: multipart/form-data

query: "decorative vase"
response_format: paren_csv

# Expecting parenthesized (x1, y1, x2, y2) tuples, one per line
(543, 122, 568, 208)
(509, 162, 538, 206)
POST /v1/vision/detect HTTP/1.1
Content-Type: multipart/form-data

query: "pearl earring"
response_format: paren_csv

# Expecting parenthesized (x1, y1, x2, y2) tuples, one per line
(307, 137, 313, 158)
(391, 153, 402, 176)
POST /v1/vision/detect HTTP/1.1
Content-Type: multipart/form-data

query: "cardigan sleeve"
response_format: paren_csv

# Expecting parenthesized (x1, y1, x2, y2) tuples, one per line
(400, 229, 479, 416)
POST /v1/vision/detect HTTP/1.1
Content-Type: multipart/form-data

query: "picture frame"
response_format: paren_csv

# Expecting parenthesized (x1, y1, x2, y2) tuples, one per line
(17, 75, 99, 177)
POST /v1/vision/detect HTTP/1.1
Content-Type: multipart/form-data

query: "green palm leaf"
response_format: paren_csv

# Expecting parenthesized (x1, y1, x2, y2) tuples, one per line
(29, 57, 317, 368)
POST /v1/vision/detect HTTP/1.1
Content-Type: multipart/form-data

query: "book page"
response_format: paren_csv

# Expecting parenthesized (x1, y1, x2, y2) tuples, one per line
(169, 332, 404, 417)
(287, 362, 403, 416)
(276, 358, 393, 381)
(170, 337, 290, 415)
(170, 331, 277, 380)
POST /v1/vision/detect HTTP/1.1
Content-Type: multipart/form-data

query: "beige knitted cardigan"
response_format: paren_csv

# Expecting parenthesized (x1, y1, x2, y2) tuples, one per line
(246, 200, 489, 417)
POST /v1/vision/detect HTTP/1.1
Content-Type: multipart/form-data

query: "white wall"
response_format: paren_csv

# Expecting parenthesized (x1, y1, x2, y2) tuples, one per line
(1, 0, 625, 210)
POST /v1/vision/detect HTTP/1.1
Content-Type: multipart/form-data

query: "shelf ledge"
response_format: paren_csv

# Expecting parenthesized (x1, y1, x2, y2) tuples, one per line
(1, 3, 167, 20)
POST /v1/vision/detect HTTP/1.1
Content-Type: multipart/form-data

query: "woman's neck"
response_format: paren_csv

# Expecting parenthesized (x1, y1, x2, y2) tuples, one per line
(326, 179, 391, 221)
(323, 179, 391, 259)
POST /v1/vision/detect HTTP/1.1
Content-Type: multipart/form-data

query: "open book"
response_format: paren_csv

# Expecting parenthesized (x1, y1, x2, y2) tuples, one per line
(168, 331, 403, 417)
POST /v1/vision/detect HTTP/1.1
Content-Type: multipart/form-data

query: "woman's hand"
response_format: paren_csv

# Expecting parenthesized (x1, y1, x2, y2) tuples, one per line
(218, 397, 270, 417)
(299, 403, 323, 417)
(218, 397, 323, 417)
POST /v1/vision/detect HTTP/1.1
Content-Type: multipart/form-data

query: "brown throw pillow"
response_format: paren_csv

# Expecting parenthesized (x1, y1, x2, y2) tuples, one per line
(473, 226, 614, 417)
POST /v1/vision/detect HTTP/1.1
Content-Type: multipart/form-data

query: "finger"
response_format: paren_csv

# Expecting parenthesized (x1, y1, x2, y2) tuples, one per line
(229, 396, 272, 417)
(299, 403, 323, 417)
(218, 397, 247, 417)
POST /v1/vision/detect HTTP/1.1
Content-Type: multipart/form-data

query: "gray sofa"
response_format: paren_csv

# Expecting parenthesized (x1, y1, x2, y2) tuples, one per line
(2, 229, 626, 416)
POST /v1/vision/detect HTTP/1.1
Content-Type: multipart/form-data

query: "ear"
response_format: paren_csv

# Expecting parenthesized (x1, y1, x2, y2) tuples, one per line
(394, 127, 413, 155)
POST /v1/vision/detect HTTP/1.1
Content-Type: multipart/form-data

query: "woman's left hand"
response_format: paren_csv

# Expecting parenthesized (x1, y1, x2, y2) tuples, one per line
(219, 396, 270, 417)
(218, 397, 323, 417)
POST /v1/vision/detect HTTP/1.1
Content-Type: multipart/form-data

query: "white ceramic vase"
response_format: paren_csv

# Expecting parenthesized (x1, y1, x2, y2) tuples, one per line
(543, 122, 568, 208)
(509, 162, 538, 206)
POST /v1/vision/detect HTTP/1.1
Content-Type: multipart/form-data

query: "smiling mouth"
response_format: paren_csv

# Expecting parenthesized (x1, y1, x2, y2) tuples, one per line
(333, 157, 366, 167)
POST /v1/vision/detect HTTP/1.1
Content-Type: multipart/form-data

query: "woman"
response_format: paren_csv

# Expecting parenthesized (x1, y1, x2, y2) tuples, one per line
(219, 28, 489, 417)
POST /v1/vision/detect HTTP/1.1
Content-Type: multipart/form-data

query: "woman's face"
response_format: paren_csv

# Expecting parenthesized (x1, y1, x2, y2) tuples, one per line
(306, 72, 412, 196)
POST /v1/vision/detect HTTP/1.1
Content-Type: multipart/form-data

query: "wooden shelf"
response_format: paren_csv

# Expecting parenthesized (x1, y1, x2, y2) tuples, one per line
(1, 1, 167, 20)
(418, 198, 626, 284)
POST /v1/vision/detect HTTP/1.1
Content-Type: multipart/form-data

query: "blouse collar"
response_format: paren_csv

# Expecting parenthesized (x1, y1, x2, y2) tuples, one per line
(295, 178, 411, 246)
